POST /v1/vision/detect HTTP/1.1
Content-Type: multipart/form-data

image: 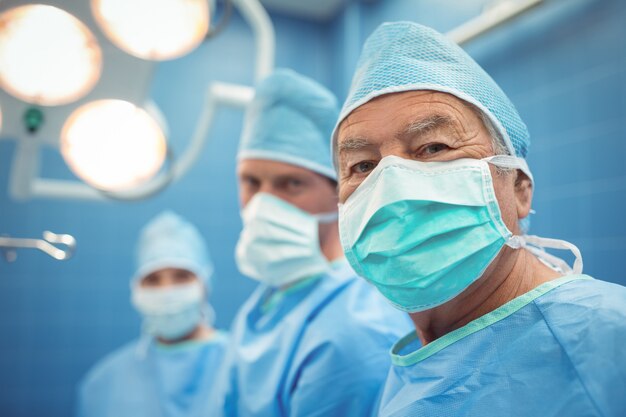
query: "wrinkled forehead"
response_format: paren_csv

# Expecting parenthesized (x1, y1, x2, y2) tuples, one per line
(333, 90, 481, 160)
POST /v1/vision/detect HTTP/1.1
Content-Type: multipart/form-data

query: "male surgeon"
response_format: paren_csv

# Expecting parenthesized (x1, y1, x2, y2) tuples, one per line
(220, 68, 412, 417)
(77, 211, 228, 417)
(333, 21, 626, 417)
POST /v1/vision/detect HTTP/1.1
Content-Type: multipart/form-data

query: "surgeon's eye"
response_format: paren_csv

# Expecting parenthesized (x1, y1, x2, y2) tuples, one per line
(351, 161, 377, 175)
(142, 274, 160, 286)
(421, 143, 449, 156)
(240, 176, 260, 190)
(283, 178, 306, 194)
(173, 269, 195, 283)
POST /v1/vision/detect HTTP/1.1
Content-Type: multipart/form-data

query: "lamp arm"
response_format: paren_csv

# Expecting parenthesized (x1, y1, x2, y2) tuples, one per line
(446, 0, 544, 45)
(233, 0, 275, 81)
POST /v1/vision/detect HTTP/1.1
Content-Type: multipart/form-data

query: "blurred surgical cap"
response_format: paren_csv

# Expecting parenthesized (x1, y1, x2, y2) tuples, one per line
(333, 21, 530, 161)
(132, 211, 213, 287)
(238, 68, 339, 180)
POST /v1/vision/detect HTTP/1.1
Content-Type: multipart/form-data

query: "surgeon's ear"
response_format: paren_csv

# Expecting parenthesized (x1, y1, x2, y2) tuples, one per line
(514, 170, 533, 220)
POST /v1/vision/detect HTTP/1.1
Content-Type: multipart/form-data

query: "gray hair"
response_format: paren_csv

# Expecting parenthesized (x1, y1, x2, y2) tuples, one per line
(467, 103, 513, 175)
(478, 111, 509, 157)
(470, 103, 530, 233)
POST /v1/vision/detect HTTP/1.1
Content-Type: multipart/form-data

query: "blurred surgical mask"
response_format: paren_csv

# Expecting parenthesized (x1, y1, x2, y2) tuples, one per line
(235, 193, 336, 287)
(131, 281, 207, 341)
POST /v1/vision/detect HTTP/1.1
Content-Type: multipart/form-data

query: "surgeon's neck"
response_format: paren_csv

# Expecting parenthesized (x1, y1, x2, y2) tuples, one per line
(409, 247, 560, 345)
(157, 323, 215, 346)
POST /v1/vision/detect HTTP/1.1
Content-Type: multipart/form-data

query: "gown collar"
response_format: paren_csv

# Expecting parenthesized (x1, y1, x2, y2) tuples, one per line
(391, 274, 593, 367)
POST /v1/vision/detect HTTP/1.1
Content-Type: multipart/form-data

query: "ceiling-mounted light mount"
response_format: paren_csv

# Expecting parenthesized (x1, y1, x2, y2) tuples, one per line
(6, 0, 276, 202)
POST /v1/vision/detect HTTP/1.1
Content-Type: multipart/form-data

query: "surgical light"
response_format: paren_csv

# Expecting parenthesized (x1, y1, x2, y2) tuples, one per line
(91, 0, 210, 61)
(0, 5, 102, 106)
(60, 100, 167, 191)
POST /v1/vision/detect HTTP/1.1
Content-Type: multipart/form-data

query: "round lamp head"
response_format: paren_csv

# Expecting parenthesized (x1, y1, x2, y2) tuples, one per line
(0, 5, 102, 106)
(92, 0, 210, 61)
(61, 99, 167, 191)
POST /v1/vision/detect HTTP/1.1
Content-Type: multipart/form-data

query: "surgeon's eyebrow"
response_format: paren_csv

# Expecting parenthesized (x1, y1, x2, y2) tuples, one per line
(335, 137, 374, 170)
(397, 115, 456, 141)
(338, 137, 372, 153)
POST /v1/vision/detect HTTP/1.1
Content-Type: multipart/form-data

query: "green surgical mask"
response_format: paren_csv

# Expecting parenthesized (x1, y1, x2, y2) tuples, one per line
(339, 155, 582, 313)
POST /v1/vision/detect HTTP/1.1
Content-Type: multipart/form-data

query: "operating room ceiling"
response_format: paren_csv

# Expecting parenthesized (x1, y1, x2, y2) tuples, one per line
(260, 0, 352, 21)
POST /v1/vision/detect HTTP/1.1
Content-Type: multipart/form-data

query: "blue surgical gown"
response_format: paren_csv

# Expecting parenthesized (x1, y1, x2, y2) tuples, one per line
(378, 275, 626, 417)
(77, 331, 229, 417)
(219, 261, 413, 417)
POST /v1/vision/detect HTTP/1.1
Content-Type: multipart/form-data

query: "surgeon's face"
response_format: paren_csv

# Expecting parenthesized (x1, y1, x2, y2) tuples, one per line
(336, 90, 531, 233)
(238, 159, 338, 215)
(140, 268, 199, 288)
(238, 159, 340, 258)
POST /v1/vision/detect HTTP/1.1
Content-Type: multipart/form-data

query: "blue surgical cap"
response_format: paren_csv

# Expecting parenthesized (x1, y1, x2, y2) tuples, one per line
(132, 211, 213, 287)
(333, 21, 530, 161)
(238, 68, 339, 180)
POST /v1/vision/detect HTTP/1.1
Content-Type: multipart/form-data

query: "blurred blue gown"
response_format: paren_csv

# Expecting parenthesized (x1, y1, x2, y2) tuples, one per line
(379, 275, 626, 417)
(77, 331, 228, 417)
(219, 261, 413, 417)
